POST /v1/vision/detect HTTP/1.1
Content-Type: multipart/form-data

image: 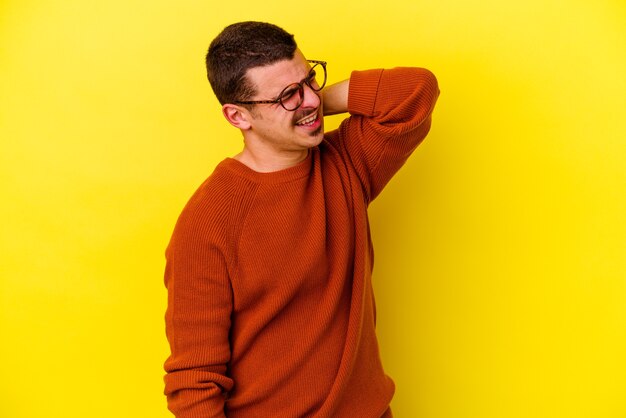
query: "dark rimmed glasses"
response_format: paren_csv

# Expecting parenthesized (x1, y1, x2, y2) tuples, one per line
(234, 60, 327, 111)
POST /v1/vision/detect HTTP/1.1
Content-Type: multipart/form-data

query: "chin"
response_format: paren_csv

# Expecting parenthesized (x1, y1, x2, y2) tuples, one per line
(308, 127, 325, 147)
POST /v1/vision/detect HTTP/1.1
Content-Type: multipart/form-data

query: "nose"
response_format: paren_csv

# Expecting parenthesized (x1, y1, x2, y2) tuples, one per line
(300, 83, 321, 109)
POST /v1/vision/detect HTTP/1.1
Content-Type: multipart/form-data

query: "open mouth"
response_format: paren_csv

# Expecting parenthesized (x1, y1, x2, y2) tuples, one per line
(295, 111, 319, 127)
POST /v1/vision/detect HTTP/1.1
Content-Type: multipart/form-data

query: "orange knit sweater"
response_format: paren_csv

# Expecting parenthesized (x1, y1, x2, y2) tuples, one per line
(164, 67, 439, 418)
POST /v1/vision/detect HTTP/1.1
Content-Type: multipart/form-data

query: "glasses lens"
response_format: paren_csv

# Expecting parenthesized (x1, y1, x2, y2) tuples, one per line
(279, 84, 304, 111)
(278, 62, 327, 111)
(308, 62, 327, 91)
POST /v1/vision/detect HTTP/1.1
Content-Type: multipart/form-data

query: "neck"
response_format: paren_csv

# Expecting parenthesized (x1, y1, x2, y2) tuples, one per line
(233, 147, 309, 173)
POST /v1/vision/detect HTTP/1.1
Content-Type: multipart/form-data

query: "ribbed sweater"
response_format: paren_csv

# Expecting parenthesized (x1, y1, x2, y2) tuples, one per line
(164, 67, 439, 418)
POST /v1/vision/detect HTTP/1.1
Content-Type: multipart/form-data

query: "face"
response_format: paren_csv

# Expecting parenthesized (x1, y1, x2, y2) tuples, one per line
(240, 50, 325, 155)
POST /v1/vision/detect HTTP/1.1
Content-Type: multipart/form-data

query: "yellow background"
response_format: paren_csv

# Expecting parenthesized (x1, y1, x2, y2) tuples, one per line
(1, 0, 624, 417)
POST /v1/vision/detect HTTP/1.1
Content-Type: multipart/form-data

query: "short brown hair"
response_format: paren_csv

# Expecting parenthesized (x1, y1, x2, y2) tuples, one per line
(206, 22, 297, 105)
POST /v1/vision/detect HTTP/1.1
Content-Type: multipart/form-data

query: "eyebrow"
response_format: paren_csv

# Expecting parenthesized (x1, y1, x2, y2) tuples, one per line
(271, 65, 314, 100)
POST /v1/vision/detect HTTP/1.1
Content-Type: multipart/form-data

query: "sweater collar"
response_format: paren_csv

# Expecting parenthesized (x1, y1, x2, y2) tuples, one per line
(220, 148, 315, 184)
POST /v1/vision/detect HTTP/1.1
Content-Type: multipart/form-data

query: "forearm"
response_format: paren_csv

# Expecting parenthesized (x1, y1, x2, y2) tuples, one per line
(322, 79, 349, 116)
(330, 67, 439, 202)
(164, 225, 234, 417)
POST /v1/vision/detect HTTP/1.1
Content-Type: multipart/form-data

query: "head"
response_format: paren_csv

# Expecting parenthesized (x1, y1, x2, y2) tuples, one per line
(206, 21, 297, 106)
(206, 22, 326, 164)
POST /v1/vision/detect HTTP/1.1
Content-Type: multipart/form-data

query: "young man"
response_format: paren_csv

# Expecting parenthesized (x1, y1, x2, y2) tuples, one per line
(164, 21, 439, 418)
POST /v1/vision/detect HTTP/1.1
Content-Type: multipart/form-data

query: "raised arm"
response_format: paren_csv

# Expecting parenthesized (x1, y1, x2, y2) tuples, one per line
(326, 67, 440, 202)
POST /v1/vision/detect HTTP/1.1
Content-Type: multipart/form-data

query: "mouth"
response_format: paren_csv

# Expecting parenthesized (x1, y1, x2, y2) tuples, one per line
(295, 110, 320, 128)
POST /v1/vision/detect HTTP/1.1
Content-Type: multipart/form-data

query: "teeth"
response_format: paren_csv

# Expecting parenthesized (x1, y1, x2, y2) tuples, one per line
(296, 113, 317, 126)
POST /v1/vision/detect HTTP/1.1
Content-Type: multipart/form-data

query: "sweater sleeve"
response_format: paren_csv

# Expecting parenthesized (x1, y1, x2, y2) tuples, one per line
(331, 67, 439, 203)
(163, 195, 235, 418)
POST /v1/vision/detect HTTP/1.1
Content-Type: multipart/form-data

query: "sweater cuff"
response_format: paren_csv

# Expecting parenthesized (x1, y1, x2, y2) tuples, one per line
(347, 68, 384, 117)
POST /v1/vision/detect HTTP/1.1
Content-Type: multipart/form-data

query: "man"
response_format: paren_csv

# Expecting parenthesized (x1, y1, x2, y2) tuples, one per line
(164, 21, 439, 418)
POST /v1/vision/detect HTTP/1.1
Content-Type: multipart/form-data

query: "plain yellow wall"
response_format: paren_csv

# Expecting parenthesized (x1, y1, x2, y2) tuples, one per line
(1, 0, 624, 417)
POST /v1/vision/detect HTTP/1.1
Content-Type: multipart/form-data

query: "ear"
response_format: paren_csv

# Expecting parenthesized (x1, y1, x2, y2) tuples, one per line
(222, 104, 252, 130)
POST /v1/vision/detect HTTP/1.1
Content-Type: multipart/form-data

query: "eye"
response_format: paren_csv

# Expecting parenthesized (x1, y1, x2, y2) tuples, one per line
(280, 84, 300, 101)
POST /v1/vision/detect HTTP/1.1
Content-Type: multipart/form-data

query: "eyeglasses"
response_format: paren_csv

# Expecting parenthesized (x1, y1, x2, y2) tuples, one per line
(234, 60, 327, 111)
